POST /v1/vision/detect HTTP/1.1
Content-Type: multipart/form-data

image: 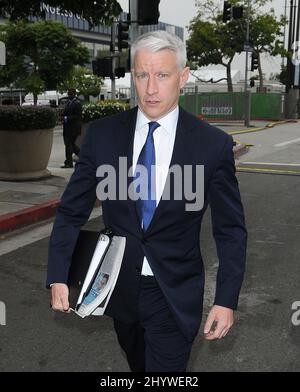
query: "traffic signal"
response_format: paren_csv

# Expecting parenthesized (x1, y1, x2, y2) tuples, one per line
(115, 67, 126, 78)
(222, 1, 232, 23)
(138, 0, 160, 25)
(232, 6, 243, 19)
(251, 53, 259, 71)
(117, 21, 129, 52)
(92, 59, 99, 75)
(92, 58, 113, 78)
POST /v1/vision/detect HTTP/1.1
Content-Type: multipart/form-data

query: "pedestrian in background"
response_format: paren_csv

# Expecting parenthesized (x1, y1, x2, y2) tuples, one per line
(61, 88, 82, 168)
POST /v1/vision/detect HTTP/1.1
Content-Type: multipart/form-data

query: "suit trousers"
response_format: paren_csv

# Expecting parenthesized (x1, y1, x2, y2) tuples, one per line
(113, 276, 194, 372)
(63, 126, 80, 166)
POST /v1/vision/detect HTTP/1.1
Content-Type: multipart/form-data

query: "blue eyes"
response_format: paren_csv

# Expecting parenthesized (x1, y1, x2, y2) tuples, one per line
(136, 73, 169, 80)
(136, 73, 147, 79)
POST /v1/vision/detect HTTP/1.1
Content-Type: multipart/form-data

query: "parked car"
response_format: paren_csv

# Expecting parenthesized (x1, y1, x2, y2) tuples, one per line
(22, 99, 51, 106)
(58, 96, 69, 109)
(22, 91, 65, 107)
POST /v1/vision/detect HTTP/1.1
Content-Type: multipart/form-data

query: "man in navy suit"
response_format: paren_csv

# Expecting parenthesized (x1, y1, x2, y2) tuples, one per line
(60, 88, 82, 168)
(48, 30, 247, 372)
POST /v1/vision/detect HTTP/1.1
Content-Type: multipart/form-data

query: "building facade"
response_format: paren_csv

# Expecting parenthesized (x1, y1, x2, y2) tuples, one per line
(39, 3, 184, 61)
(0, 4, 184, 103)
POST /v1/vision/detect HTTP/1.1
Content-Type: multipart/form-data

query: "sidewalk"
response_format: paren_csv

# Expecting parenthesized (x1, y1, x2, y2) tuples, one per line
(0, 120, 269, 235)
(0, 125, 73, 235)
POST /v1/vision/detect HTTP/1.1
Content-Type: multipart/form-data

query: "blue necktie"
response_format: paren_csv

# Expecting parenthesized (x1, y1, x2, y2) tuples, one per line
(135, 121, 160, 231)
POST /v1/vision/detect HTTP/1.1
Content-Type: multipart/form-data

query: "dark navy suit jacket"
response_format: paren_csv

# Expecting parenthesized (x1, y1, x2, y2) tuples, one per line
(47, 106, 247, 341)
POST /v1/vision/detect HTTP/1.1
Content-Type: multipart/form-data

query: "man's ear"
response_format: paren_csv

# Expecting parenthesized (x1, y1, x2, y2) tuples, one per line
(180, 67, 190, 88)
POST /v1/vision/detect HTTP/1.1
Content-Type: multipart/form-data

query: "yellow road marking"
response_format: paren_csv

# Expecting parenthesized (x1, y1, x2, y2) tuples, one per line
(236, 166, 300, 175)
(228, 120, 299, 136)
(229, 127, 265, 135)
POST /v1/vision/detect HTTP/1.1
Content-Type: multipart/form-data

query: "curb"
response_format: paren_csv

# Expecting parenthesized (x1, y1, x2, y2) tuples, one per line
(233, 143, 248, 158)
(0, 199, 60, 235)
(265, 119, 298, 128)
(229, 120, 298, 156)
(228, 119, 299, 136)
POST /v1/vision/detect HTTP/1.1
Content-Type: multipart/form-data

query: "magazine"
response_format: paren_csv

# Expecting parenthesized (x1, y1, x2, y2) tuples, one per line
(68, 229, 126, 318)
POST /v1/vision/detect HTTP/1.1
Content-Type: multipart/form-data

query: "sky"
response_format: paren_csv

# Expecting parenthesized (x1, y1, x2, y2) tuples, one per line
(118, 0, 290, 78)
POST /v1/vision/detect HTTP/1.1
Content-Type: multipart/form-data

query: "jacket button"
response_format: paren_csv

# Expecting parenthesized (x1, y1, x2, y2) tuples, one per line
(135, 267, 141, 273)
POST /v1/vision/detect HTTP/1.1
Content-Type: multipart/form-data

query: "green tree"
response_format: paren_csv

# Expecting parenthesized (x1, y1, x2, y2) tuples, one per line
(187, 16, 244, 92)
(187, 0, 286, 92)
(0, 20, 90, 104)
(58, 66, 104, 102)
(249, 13, 286, 91)
(0, 0, 122, 27)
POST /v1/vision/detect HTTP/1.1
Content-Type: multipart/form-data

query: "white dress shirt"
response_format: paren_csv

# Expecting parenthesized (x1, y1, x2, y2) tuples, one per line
(132, 106, 179, 275)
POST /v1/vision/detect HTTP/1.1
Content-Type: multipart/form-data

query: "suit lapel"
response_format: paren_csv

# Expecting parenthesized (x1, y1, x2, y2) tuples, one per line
(145, 107, 199, 234)
(116, 107, 143, 235)
(116, 107, 137, 169)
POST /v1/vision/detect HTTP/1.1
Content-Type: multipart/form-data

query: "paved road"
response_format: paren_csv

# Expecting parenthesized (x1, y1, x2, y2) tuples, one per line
(236, 121, 300, 171)
(0, 169, 299, 372)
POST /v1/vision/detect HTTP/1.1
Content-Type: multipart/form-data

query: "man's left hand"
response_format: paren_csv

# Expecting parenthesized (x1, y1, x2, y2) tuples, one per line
(203, 305, 234, 340)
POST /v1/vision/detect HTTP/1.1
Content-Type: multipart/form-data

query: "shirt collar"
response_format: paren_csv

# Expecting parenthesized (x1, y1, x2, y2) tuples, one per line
(136, 106, 179, 135)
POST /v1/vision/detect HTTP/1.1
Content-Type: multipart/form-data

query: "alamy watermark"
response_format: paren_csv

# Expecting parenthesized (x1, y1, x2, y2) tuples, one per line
(291, 301, 300, 326)
(95, 158, 204, 212)
(0, 301, 6, 326)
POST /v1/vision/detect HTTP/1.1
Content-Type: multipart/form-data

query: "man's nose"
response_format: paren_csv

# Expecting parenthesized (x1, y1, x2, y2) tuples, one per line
(146, 75, 158, 95)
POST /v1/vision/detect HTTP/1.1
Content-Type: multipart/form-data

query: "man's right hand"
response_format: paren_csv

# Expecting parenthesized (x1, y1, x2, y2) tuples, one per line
(50, 283, 70, 313)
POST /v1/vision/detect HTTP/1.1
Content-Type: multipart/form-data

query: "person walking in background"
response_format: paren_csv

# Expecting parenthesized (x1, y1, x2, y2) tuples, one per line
(48, 30, 247, 372)
(61, 88, 82, 168)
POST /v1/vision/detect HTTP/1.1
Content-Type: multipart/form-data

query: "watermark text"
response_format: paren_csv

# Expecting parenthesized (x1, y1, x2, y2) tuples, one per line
(95, 158, 204, 212)
(0, 301, 6, 326)
(291, 301, 300, 326)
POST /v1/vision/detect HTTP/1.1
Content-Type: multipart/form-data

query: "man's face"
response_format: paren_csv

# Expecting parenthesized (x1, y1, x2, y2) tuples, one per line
(68, 90, 75, 99)
(132, 49, 189, 120)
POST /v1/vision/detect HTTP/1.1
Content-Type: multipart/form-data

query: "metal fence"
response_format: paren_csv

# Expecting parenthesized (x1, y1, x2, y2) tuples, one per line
(179, 92, 286, 121)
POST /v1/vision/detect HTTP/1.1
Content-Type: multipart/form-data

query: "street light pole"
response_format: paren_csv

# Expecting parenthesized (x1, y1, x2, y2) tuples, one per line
(244, 0, 251, 127)
(282, 0, 288, 68)
(130, 0, 139, 108)
(111, 21, 116, 100)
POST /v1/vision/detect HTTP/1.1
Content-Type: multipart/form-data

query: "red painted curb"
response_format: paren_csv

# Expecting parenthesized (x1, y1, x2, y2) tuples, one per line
(0, 199, 60, 235)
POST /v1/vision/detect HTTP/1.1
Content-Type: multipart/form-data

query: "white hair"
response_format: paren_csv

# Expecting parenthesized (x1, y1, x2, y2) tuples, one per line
(131, 30, 187, 70)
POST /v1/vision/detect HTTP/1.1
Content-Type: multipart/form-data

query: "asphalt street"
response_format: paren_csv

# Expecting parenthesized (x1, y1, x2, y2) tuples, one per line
(0, 169, 299, 372)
